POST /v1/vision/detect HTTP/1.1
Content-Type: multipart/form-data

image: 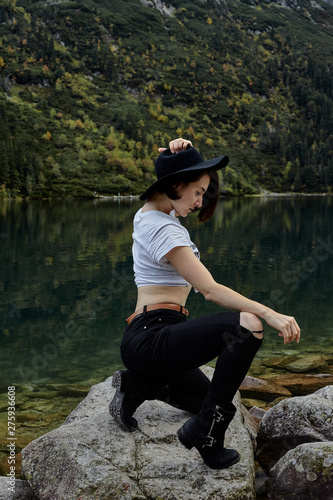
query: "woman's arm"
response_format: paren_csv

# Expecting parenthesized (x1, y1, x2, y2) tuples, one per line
(166, 246, 301, 344)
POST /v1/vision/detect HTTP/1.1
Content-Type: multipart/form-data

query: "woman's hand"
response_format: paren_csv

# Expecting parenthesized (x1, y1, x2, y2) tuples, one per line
(262, 309, 301, 344)
(159, 138, 192, 154)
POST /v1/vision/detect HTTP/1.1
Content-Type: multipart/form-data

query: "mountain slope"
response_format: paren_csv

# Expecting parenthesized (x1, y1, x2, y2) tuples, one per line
(0, 0, 332, 198)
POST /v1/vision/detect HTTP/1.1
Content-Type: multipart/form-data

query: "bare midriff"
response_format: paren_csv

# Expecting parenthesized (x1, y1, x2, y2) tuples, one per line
(135, 285, 192, 311)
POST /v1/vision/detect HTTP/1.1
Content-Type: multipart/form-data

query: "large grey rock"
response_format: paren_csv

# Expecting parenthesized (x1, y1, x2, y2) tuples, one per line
(256, 385, 333, 471)
(269, 442, 333, 499)
(21, 368, 257, 499)
(0, 477, 37, 500)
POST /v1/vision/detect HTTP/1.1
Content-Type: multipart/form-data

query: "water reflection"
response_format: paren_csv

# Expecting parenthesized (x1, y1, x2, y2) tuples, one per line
(0, 196, 332, 389)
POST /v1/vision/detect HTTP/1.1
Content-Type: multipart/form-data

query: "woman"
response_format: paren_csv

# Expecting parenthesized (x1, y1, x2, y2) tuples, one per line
(110, 138, 300, 470)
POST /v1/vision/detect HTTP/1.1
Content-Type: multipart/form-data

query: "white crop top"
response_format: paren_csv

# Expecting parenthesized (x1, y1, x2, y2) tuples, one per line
(132, 208, 200, 288)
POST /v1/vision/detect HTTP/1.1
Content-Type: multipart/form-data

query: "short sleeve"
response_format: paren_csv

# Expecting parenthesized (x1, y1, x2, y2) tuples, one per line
(144, 222, 191, 264)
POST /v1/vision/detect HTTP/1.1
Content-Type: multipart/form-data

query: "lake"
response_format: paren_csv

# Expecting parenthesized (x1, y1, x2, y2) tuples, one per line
(1, 195, 332, 391)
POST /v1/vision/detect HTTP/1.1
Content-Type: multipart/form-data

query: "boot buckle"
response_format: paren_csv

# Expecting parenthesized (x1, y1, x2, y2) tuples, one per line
(213, 408, 224, 423)
(202, 435, 216, 448)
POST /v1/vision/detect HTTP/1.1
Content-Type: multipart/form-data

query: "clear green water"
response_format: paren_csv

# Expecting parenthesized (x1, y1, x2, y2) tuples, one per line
(0, 196, 332, 391)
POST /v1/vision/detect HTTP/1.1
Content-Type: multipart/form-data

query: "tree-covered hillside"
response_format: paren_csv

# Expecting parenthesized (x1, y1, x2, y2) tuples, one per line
(1, 0, 333, 198)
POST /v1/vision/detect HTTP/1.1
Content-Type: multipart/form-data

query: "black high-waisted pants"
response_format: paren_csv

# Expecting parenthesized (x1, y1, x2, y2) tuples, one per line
(120, 308, 263, 412)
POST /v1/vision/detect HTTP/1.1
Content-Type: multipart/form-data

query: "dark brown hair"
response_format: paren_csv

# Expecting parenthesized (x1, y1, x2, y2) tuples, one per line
(156, 168, 219, 222)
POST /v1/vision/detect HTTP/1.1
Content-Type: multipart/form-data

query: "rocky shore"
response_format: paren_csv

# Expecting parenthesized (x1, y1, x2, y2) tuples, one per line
(0, 354, 333, 499)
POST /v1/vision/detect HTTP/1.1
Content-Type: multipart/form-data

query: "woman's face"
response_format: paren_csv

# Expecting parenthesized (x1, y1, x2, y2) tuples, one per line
(171, 173, 211, 217)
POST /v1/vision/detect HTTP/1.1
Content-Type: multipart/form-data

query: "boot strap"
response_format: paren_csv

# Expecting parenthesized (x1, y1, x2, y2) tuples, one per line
(197, 407, 225, 448)
(197, 435, 217, 448)
(199, 434, 226, 448)
(199, 407, 227, 448)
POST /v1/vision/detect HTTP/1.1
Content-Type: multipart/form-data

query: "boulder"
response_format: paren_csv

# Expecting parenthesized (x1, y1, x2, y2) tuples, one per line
(256, 385, 333, 471)
(239, 375, 292, 401)
(21, 368, 257, 500)
(269, 442, 333, 499)
(248, 406, 266, 424)
(0, 477, 37, 500)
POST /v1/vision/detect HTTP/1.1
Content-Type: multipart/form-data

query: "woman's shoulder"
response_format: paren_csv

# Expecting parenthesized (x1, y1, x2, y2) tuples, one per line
(134, 208, 181, 226)
(134, 209, 188, 242)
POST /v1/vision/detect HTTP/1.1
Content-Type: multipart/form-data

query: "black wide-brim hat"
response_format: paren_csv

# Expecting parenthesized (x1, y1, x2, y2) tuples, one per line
(140, 146, 229, 200)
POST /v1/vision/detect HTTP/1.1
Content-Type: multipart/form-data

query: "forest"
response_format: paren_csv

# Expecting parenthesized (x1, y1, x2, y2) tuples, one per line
(0, 0, 333, 198)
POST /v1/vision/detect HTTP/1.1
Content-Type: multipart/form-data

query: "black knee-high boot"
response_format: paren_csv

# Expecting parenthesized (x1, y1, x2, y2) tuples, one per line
(178, 326, 263, 469)
(109, 370, 169, 432)
(109, 370, 139, 431)
(177, 399, 240, 469)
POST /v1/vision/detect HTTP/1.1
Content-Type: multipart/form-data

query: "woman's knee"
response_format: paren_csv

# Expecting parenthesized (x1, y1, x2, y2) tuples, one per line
(240, 312, 263, 338)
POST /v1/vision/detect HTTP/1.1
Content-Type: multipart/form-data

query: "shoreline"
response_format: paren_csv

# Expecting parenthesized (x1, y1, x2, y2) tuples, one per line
(0, 192, 332, 202)
(255, 191, 332, 197)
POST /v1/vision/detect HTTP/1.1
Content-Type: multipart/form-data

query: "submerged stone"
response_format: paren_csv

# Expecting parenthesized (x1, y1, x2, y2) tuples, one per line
(44, 383, 91, 397)
(284, 355, 328, 373)
(264, 373, 333, 395)
(239, 375, 292, 401)
(241, 398, 270, 410)
(261, 355, 299, 369)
